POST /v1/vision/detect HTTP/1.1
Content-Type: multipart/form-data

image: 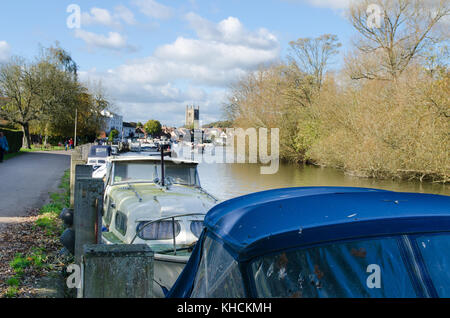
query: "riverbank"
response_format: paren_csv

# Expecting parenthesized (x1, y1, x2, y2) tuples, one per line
(0, 171, 71, 298)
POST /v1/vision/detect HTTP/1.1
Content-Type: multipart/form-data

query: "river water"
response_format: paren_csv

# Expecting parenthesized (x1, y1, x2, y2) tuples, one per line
(176, 146, 449, 201)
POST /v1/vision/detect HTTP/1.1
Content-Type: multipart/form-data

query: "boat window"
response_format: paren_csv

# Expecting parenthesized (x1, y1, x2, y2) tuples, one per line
(191, 236, 245, 298)
(162, 164, 199, 186)
(190, 221, 204, 238)
(104, 199, 114, 226)
(415, 233, 450, 297)
(115, 212, 128, 236)
(137, 221, 181, 240)
(90, 147, 110, 157)
(251, 237, 417, 298)
(113, 162, 157, 184)
(98, 160, 106, 164)
(89, 159, 96, 164)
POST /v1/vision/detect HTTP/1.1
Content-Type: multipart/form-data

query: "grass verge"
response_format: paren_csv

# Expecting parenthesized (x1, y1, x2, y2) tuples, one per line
(21, 145, 66, 152)
(0, 170, 71, 298)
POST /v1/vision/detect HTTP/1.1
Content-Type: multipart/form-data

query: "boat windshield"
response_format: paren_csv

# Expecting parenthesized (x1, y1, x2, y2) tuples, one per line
(89, 146, 111, 158)
(113, 161, 200, 186)
(250, 236, 418, 298)
(113, 162, 158, 184)
(161, 163, 199, 186)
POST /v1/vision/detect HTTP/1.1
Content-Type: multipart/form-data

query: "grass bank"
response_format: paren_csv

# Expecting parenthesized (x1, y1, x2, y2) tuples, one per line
(21, 145, 66, 152)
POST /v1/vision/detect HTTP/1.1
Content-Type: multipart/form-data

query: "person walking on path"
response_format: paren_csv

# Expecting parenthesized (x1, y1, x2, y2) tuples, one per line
(69, 138, 74, 150)
(0, 132, 9, 163)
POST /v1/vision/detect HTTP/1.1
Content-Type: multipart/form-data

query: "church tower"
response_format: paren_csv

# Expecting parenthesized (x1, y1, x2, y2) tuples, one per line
(185, 105, 200, 128)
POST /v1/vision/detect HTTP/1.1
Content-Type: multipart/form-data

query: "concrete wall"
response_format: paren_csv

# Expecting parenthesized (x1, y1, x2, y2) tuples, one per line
(82, 244, 154, 298)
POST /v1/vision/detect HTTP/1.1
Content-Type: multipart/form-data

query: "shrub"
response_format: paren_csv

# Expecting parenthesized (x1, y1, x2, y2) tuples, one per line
(0, 127, 23, 153)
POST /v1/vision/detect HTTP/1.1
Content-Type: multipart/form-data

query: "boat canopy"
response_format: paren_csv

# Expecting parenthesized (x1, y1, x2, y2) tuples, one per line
(89, 145, 112, 158)
(203, 187, 450, 261)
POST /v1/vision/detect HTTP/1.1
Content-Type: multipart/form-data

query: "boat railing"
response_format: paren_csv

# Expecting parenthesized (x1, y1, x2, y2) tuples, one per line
(130, 213, 206, 255)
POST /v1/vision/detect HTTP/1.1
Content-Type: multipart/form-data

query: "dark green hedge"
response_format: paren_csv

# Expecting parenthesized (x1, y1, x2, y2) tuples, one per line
(0, 127, 23, 153)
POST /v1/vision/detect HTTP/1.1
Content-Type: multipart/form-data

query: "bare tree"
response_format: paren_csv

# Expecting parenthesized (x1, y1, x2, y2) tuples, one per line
(289, 34, 342, 90)
(348, 0, 449, 80)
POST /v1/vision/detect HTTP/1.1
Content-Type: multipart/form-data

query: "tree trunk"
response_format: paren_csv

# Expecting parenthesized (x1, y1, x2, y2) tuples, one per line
(22, 123, 32, 149)
(43, 122, 49, 147)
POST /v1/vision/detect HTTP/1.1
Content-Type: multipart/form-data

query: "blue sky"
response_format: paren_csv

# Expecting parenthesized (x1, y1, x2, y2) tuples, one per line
(0, 0, 355, 126)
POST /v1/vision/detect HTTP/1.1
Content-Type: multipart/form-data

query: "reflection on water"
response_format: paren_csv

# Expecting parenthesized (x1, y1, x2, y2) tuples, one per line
(178, 146, 449, 201)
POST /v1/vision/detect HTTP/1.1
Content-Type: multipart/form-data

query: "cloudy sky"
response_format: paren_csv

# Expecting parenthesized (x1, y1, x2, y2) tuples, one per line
(0, 0, 354, 126)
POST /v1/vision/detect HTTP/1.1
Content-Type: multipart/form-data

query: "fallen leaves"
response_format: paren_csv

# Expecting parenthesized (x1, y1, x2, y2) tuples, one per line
(0, 208, 68, 298)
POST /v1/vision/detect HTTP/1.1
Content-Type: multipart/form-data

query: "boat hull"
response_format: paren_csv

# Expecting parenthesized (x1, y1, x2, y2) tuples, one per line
(102, 235, 188, 298)
(153, 254, 189, 298)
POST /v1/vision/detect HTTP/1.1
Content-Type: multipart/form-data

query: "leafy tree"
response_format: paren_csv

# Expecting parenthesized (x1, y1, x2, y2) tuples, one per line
(32, 46, 108, 143)
(144, 120, 162, 137)
(0, 58, 42, 148)
(108, 129, 119, 142)
(0, 45, 109, 148)
(32, 48, 81, 144)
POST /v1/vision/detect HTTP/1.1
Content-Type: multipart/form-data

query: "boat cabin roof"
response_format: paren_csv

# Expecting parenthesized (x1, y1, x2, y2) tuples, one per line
(204, 187, 450, 261)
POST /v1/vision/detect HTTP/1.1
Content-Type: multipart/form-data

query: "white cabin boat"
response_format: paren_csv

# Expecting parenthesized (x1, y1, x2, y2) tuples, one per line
(101, 156, 218, 297)
(87, 145, 112, 179)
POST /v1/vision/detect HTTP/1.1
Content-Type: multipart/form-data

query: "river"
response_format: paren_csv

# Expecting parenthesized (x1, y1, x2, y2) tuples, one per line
(176, 146, 449, 201)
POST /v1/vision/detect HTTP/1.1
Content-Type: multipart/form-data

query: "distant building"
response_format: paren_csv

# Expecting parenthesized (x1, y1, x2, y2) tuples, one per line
(186, 105, 200, 128)
(135, 127, 146, 139)
(122, 122, 137, 138)
(101, 110, 123, 137)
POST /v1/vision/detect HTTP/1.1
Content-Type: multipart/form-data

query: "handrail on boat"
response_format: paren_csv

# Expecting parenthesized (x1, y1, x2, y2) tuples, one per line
(130, 213, 206, 255)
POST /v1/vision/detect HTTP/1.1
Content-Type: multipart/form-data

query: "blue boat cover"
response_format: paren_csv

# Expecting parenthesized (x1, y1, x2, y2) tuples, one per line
(168, 187, 450, 298)
(204, 187, 450, 258)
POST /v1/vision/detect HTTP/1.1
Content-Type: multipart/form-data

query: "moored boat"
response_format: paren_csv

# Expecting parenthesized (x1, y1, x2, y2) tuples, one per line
(169, 187, 450, 298)
(101, 156, 218, 297)
(87, 145, 112, 179)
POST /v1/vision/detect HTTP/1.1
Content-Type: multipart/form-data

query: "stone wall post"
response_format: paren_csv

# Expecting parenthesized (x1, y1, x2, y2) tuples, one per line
(81, 244, 154, 298)
(70, 144, 93, 207)
(73, 165, 104, 264)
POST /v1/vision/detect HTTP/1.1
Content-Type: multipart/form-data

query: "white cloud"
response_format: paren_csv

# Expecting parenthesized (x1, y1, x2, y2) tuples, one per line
(80, 15, 280, 125)
(81, 6, 137, 28)
(82, 8, 118, 28)
(0, 41, 10, 62)
(133, 0, 174, 20)
(114, 5, 137, 25)
(74, 30, 136, 51)
(185, 13, 278, 49)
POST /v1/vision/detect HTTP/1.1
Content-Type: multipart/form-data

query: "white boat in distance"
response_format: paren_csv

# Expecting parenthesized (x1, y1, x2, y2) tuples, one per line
(87, 145, 112, 179)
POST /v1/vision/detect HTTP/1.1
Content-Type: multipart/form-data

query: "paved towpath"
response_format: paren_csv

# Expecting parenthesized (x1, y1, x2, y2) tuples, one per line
(0, 151, 71, 227)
